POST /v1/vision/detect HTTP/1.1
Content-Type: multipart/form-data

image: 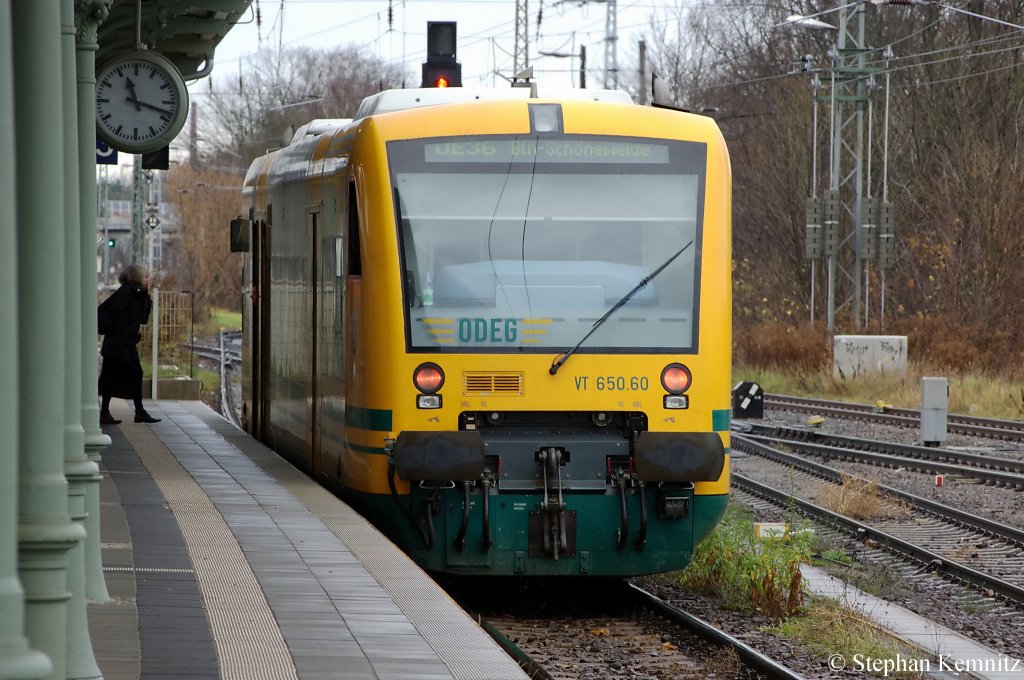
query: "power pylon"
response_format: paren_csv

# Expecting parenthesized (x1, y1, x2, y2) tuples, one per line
(806, 3, 894, 331)
(514, 0, 529, 75)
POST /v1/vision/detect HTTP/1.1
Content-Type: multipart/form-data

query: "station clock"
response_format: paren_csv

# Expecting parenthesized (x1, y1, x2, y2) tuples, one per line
(95, 50, 189, 154)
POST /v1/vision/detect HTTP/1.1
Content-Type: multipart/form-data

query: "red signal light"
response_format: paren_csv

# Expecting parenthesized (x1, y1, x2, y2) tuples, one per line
(661, 363, 692, 394)
(434, 75, 450, 88)
(413, 363, 445, 394)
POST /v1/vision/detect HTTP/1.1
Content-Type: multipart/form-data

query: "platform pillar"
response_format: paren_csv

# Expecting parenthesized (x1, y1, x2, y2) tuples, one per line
(0, 4, 55, 679)
(13, 2, 86, 678)
(75, 0, 112, 604)
(61, 1, 103, 678)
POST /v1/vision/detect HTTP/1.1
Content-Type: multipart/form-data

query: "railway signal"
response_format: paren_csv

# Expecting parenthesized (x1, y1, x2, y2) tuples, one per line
(421, 21, 462, 88)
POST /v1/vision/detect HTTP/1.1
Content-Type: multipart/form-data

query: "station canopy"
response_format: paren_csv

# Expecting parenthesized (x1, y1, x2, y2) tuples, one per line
(97, 1, 254, 79)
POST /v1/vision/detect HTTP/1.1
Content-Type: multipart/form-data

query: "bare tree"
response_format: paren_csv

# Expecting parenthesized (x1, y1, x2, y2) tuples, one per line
(166, 45, 411, 319)
(164, 166, 246, 317)
(197, 45, 411, 166)
(645, 1, 1024, 364)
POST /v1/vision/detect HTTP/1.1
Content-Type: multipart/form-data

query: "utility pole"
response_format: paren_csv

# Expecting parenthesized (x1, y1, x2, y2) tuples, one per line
(189, 100, 197, 169)
(566, 1, 617, 88)
(579, 44, 586, 88)
(132, 154, 144, 265)
(603, 0, 617, 88)
(638, 39, 646, 104)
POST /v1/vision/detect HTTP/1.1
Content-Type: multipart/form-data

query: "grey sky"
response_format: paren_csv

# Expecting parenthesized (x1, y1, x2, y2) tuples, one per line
(202, 0, 686, 90)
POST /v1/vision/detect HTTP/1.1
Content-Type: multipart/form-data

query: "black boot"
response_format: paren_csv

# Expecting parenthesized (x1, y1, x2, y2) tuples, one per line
(135, 411, 161, 424)
(100, 411, 121, 425)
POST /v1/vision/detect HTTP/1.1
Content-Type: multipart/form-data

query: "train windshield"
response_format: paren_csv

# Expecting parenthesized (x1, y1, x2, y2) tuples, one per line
(389, 135, 707, 353)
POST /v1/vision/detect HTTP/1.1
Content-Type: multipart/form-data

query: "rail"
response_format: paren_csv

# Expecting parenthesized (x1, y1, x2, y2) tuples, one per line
(764, 393, 1024, 440)
(625, 583, 805, 679)
(732, 460, 1024, 605)
(474, 580, 806, 679)
(219, 329, 241, 429)
(738, 429, 1024, 489)
(733, 433, 1024, 547)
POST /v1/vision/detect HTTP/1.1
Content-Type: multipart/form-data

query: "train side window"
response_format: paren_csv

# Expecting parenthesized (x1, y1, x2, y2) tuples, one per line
(347, 182, 362, 276)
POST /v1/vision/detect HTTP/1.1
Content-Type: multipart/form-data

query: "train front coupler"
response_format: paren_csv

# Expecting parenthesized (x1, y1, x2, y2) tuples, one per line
(539, 447, 568, 560)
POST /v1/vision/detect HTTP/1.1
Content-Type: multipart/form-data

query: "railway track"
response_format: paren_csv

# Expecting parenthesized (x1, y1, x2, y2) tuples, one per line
(764, 393, 1024, 440)
(457, 579, 802, 680)
(737, 425, 1024, 488)
(190, 332, 242, 427)
(733, 434, 1024, 607)
(218, 329, 241, 428)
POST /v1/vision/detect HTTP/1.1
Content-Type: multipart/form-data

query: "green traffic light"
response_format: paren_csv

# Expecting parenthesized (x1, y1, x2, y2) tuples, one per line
(107, 239, 116, 247)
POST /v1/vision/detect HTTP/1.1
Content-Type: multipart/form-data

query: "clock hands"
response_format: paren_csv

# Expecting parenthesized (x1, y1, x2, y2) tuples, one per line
(125, 95, 174, 117)
(124, 75, 173, 117)
(125, 78, 142, 112)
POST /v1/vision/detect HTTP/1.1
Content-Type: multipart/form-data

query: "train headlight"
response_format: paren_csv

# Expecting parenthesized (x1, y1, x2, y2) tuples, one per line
(417, 394, 442, 409)
(660, 363, 692, 394)
(413, 362, 445, 394)
(663, 395, 689, 410)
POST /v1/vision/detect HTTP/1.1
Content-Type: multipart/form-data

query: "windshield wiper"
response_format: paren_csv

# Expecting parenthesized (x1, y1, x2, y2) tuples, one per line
(549, 240, 694, 375)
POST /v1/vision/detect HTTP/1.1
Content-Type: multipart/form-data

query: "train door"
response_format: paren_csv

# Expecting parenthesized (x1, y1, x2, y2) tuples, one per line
(308, 206, 323, 475)
(337, 180, 363, 485)
(240, 208, 256, 433)
(253, 207, 271, 440)
(345, 179, 362, 393)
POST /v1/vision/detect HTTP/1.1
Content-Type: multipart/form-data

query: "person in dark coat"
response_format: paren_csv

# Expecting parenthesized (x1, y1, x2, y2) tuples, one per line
(98, 264, 161, 424)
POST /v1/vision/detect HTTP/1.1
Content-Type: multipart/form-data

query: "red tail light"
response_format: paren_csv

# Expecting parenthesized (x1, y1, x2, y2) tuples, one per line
(413, 363, 445, 394)
(661, 364, 692, 394)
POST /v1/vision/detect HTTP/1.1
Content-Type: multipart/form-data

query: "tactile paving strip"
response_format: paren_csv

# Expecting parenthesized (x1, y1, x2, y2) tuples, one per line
(119, 424, 298, 680)
(180, 402, 529, 680)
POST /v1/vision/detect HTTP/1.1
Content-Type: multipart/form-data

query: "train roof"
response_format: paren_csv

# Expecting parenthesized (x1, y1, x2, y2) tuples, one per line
(279, 87, 635, 146)
(244, 86, 716, 192)
(354, 87, 634, 119)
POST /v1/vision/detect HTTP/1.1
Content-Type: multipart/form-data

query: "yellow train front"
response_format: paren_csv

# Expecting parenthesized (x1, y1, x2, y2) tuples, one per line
(239, 87, 732, 577)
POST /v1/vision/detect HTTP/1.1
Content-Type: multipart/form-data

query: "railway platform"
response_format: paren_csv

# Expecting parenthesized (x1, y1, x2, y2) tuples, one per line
(87, 399, 528, 680)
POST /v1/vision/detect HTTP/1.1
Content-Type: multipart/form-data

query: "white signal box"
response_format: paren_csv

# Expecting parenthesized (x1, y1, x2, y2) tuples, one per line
(920, 377, 948, 447)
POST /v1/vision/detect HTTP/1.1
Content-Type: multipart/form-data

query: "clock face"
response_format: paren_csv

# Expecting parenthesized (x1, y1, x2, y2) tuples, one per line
(96, 51, 189, 154)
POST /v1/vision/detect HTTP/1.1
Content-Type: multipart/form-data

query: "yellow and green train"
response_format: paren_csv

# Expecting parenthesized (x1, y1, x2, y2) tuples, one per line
(238, 86, 732, 577)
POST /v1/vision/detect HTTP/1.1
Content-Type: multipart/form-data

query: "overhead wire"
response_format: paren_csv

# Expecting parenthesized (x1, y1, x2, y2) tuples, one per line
(225, 0, 1024, 91)
(705, 11, 1024, 92)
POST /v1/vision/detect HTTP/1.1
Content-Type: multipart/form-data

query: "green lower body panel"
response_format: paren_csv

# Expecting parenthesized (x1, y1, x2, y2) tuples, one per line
(692, 492, 729, 546)
(358, 487, 729, 577)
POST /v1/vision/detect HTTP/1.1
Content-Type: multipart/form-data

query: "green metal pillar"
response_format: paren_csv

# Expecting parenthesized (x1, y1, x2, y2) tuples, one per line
(12, 2, 86, 679)
(76, 0, 112, 605)
(0, 3, 54, 679)
(61, 0, 103, 677)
